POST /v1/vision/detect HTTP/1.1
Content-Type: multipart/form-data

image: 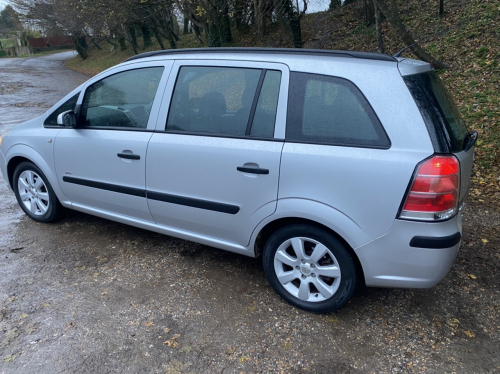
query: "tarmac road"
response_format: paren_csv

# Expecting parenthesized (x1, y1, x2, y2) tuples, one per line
(0, 52, 499, 373)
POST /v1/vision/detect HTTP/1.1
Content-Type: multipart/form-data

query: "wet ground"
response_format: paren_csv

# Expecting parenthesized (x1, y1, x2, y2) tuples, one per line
(0, 53, 499, 373)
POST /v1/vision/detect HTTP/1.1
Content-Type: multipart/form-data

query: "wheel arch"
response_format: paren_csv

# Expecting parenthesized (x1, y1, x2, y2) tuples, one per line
(6, 145, 69, 206)
(254, 216, 366, 287)
(7, 156, 30, 189)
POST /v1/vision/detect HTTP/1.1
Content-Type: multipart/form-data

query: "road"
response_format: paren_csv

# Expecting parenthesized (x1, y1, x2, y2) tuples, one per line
(0, 52, 499, 373)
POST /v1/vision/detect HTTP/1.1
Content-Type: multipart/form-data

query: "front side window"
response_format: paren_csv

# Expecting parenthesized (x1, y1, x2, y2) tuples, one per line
(80, 67, 164, 129)
(286, 72, 390, 148)
(166, 66, 281, 138)
(44, 93, 79, 126)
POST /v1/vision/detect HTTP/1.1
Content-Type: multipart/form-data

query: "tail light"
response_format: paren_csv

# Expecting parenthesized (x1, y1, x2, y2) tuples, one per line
(399, 155, 460, 221)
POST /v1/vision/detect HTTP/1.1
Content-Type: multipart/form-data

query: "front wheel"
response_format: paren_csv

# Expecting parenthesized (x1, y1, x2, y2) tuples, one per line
(263, 224, 356, 313)
(13, 162, 65, 223)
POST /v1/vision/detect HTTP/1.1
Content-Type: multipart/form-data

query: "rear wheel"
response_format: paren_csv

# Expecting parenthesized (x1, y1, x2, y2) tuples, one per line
(263, 224, 356, 313)
(13, 162, 65, 223)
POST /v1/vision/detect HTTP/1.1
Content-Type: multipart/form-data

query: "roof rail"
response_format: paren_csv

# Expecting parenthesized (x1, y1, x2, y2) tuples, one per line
(124, 47, 397, 63)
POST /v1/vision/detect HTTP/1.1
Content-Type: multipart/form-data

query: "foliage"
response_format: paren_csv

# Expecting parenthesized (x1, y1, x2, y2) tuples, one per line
(0, 38, 17, 49)
(20, 29, 41, 46)
(0, 5, 22, 32)
(65, 0, 500, 203)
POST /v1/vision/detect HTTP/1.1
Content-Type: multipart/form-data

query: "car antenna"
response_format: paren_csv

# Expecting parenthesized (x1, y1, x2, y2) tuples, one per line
(393, 43, 417, 58)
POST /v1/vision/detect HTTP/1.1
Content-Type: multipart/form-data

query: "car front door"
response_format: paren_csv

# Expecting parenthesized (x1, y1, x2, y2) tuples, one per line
(54, 61, 172, 221)
(146, 60, 289, 246)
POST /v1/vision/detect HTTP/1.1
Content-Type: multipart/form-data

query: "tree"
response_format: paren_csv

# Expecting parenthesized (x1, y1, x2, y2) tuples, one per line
(274, 0, 307, 47)
(329, 0, 341, 10)
(373, 0, 450, 68)
(0, 5, 23, 32)
(373, 0, 384, 53)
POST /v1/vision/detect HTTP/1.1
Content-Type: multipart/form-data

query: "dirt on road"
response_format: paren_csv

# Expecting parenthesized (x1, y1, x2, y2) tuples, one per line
(0, 53, 499, 373)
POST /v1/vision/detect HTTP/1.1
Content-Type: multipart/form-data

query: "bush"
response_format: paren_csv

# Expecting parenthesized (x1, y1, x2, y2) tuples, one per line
(0, 50, 6, 57)
(0, 38, 17, 48)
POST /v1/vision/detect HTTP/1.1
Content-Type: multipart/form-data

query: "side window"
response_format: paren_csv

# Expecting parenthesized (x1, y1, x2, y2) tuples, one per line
(286, 72, 390, 148)
(166, 66, 281, 138)
(80, 67, 164, 129)
(44, 93, 79, 126)
(251, 70, 281, 138)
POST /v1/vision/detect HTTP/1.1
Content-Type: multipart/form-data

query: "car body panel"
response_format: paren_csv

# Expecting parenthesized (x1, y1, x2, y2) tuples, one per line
(278, 143, 433, 246)
(146, 134, 284, 246)
(54, 129, 155, 221)
(51, 60, 174, 221)
(455, 147, 474, 204)
(356, 213, 462, 288)
(147, 59, 289, 246)
(1, 119, 69, 201)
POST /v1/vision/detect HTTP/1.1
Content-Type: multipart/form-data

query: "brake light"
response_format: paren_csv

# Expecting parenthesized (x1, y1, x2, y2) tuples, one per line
(399, 155, 460, 221)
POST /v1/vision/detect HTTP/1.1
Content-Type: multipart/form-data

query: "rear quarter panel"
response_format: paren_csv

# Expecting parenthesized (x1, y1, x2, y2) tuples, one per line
(277, 57, 435, 247)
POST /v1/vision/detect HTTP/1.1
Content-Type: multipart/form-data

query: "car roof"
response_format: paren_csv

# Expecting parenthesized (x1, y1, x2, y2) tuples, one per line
(124, 47, 398, 63)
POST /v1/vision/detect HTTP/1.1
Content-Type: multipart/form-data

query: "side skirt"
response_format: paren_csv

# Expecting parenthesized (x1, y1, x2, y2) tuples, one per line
(67, 202, 255, 258)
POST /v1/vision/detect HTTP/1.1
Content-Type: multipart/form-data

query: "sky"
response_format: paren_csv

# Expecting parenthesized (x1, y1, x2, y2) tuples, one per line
(0, 0, 9, 10)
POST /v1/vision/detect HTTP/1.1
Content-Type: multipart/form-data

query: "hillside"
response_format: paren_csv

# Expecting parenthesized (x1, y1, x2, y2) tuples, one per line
(65, 0, 499, 203)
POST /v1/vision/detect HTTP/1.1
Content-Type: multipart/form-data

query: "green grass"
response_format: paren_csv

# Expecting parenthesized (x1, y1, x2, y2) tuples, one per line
(0, 38, 17, 49)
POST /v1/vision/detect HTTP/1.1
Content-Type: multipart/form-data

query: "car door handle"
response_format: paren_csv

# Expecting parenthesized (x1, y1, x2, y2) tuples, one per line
(237, 166, 269, 175)
(117, 153, 140, 160)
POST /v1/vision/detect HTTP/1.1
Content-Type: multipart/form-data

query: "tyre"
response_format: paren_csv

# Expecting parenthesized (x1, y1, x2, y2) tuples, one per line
(262, 224, 356, 313)
(13, 162, 65, 223)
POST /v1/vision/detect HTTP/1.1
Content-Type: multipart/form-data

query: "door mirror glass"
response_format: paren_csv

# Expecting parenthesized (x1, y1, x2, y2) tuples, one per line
(57, 110, 77, 127)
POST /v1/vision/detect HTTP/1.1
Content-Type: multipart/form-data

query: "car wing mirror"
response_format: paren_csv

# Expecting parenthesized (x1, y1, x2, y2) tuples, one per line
(57, 110, 77, 127)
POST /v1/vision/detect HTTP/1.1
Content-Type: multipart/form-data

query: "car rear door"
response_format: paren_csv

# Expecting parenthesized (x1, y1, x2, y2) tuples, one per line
(146, 60, 288, 246)
(54, 61, 172, 221)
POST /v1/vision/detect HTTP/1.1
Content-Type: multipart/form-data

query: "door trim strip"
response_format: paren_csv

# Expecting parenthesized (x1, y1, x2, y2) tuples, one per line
(62, 176, 240, 214)
(63, 176, 146, 197)
(147, 191, 240, 214)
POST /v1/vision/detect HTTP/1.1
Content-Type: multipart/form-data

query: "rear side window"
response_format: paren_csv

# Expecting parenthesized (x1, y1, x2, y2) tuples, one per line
(166, 66, 281, 138)
(403, 71, 467, 153)
(251, 70, 281, 138)
(286, 72, 390, 148)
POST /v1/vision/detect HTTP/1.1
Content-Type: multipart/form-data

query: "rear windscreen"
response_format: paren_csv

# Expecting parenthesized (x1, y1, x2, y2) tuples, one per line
(403, 71, 467, 153)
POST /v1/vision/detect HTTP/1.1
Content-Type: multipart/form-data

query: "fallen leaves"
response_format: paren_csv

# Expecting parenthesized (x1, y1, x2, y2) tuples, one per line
(464, 330, 476, 338)
(446, 318, 460, 328)
(326, 316, 339, 323)
(225, 346, 237, 355)
(163, 334, 181, 348)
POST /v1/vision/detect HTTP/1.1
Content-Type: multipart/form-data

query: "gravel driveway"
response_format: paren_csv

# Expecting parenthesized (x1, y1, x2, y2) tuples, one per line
(0, 52, 499, 373)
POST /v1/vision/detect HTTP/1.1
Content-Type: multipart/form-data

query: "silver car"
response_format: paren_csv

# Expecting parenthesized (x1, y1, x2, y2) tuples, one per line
(0, 48, 476, 313)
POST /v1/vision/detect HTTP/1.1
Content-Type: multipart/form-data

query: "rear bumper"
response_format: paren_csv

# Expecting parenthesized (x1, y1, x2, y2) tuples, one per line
(355, 214, 462, 288)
